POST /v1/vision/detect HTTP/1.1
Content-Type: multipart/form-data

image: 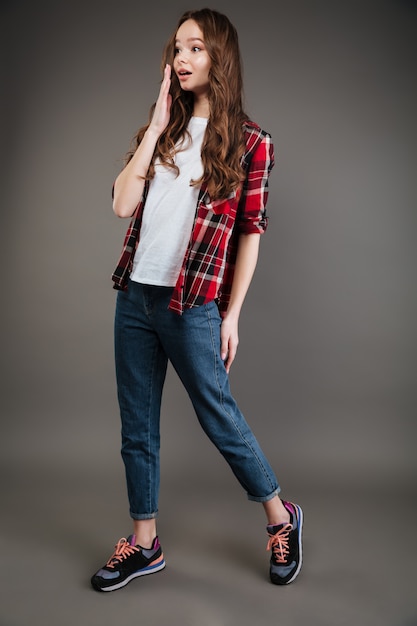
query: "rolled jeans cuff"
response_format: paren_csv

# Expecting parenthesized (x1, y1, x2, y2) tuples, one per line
(247, 487, 281, 503)
(130, 511, 158, 521)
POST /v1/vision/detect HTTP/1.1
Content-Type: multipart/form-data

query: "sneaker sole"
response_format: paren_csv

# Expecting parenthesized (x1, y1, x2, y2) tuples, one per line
(286, 504, 303, 584)
(92, 555, 166, 592)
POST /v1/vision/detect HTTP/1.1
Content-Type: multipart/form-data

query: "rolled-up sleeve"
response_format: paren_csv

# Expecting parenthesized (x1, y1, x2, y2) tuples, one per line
(237, 132, 275, 234)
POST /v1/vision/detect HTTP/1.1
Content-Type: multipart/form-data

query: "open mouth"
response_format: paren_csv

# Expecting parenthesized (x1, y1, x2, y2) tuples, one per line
(178, 71, 192, 76)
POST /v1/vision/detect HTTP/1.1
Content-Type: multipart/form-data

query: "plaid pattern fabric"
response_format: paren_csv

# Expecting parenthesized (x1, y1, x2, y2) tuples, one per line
(111, 120, 275, 315)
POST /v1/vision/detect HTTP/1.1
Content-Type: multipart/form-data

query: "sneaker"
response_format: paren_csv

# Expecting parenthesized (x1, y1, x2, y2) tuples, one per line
(91, 535, 165, 592)
(266, 500, 303, 585)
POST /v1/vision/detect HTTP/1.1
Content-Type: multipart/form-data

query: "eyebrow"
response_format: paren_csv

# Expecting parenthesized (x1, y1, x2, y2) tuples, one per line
(175, 37, 205, 44)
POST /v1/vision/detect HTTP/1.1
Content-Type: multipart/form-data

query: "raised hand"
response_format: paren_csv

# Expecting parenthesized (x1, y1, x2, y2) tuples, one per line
(148, 64, 172, 137)
(113, 64, 173, 217)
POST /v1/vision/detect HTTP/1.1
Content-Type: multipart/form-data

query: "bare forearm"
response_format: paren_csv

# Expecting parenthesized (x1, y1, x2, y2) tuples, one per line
(226, 233, 260, 321)
(112, 128, 160, 218)
(221, 233, 261, 372)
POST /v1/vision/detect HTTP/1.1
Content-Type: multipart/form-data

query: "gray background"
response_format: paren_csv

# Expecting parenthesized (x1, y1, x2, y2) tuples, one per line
(1, 1, 416, 625)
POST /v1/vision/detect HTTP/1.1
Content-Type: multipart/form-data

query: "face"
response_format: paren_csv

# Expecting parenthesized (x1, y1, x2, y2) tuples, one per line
(173, 19, 211, 96)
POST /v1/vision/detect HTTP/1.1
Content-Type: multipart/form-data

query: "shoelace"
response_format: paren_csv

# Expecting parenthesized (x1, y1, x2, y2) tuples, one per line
(106, 538, 139, 568)
(266, 524, 293, 563)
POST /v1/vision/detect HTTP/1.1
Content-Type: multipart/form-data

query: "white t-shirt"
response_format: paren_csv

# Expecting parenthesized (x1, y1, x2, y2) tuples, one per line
(130, 116, 208, 286)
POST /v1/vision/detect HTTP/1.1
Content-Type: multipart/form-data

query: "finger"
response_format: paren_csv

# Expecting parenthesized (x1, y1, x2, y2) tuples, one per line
(226, 345, 237, 371)
(163, 64, 171, 88)
(220, 335, 228, 362)
(224, 351, 235, 373)
(157, 66, 171, 101)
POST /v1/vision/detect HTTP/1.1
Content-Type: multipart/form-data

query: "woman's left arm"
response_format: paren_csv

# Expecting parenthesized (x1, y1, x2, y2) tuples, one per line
(220, 232, 261, 373)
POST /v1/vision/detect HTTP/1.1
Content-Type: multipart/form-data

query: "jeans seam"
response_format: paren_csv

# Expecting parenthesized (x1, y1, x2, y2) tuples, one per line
(145, 317, 164, 516)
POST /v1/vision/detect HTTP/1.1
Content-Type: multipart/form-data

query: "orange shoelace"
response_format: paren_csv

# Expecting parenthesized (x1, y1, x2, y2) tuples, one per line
(106, 538, 139, 568)
(266, 524, 293, 563)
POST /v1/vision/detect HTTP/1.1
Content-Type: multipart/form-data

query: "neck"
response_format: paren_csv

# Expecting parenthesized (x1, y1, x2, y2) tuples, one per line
(193, 94, 210, 119)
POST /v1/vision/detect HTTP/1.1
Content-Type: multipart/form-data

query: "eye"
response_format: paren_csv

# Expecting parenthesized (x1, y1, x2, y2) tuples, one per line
(192, 46, 202, 52)
(174, 47, 181, 55)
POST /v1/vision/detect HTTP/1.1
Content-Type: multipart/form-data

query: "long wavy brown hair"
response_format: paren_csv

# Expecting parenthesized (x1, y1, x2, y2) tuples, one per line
(125, 8, 249, 200)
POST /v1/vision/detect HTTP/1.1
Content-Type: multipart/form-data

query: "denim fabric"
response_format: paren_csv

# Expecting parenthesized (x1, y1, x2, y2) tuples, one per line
(114, 280, 280, 520)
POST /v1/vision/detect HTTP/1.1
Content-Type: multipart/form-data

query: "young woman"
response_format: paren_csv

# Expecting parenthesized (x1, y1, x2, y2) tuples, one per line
(91, 8, 303, 592)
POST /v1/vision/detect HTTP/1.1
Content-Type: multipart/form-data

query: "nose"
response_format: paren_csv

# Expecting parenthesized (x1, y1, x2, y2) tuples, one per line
(176, 49, 189, 64)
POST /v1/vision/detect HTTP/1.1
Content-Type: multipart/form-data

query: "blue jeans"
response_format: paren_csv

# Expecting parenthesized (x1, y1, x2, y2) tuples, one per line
(114, 280, 280, 520)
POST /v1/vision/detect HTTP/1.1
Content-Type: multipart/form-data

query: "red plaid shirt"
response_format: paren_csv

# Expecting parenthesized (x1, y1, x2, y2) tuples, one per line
(111, 120, 274, 314)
